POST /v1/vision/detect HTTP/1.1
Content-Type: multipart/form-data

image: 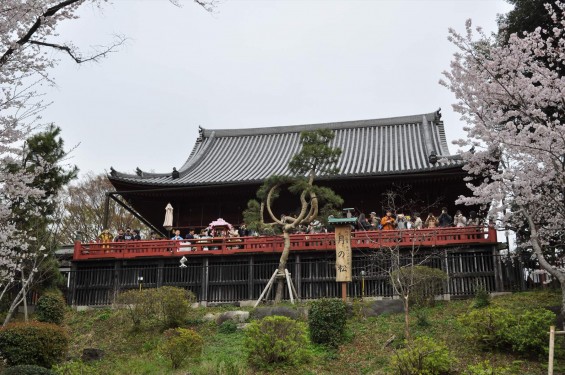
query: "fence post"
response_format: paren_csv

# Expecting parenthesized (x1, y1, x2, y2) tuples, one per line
(295, 254, 302, 299)
(248, 256, 254, 300)
(549, 325, 555, 375)
(70, 263, 77, 307)
(157, 259, 164, 288)
(493, 246, 503, 292)
(113, 261, 121, 304)
(201, 257, 209, 304)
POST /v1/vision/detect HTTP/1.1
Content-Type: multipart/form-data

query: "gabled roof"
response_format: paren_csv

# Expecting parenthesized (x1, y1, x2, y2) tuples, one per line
(109, 109, 461, 187)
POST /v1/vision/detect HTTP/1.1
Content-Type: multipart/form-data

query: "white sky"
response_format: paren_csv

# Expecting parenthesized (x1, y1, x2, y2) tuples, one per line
(43, 0, 514, 178)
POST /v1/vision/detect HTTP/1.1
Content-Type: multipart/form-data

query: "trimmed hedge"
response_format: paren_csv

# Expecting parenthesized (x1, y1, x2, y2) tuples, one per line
(35, 292, 66, 325)
(0, 322, 69, 368)
(245, 316, 310, 369)
(308, 298, 347, 348)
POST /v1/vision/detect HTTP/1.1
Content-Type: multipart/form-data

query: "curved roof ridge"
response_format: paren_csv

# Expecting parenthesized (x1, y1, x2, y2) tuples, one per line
(200, 110, 440, 139)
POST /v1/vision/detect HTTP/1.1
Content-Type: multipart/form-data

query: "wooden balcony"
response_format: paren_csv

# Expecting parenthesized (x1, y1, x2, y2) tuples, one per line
(73, 226, 498, 261)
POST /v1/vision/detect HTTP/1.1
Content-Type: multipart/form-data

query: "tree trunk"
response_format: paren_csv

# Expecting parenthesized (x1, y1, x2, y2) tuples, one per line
(274, 229, 291, 303)
(3, 288, 24, 327)
(403, 296, 410, 340)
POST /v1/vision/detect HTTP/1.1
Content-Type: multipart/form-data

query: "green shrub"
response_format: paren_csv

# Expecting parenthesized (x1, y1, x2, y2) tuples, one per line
(160, 328, 203, 369)
(308, 298, 347, 348)
(245, 316, 310, 369)
(52, 360, 97, 375)
(464, 360, 511, 375)
(219, 320, 238, 334)
(35, 292, 66, 325)
(391, 336, 453, 375)
(459, 306, 516, 350)
(116, 286, 195, 328)
(506, 308, 555, 354)
(0, 322, 69, 368)
(391, 266, 447, 307)
(472, 284, 491, 308)
(415, 310, 431, 328)
(459, 306, 555, 355)
(1, 365, 56, 375)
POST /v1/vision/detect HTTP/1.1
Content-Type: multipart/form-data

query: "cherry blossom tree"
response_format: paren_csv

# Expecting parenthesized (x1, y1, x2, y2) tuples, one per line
(0, 0, 214, 320)
(441, 2, 565, 316)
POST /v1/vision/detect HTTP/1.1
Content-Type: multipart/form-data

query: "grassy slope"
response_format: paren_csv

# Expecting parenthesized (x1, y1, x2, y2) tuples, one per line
(59, 290, 562, 375)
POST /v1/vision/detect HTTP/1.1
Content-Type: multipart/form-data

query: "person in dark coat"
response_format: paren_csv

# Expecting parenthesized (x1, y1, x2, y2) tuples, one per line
(438, 207, 453, 227)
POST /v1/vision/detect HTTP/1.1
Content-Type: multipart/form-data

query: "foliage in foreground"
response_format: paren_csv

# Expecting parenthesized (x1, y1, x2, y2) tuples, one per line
(391, 336, 453, 375)
(115, 286, 196, 329)
(160, 328, 203, 369)
(35, 292, 67, 325)
(0, 321, 69, 368)
(391, 266, 447, 308)
(1, 365, 56, 375)
(308, 298, 348, 348)
(245, 315, 310, 369)
(459, 306, 555, 355)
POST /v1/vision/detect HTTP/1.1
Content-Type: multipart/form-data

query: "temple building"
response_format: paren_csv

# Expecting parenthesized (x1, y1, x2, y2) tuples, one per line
(67, 109, 520, 307)
(108, 109, 466, 234)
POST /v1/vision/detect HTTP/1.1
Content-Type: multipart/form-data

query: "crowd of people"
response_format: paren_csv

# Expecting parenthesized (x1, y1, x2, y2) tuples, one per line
(355, 207, 481, 232)
(96, 208, 483, 243)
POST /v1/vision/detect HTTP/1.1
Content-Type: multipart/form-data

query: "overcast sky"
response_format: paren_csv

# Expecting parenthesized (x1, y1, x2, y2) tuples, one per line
(43, 0, 514, 179)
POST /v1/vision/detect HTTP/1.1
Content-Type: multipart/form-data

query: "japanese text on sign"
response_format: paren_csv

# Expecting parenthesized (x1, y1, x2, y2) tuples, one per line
(335, 225, 352, 282)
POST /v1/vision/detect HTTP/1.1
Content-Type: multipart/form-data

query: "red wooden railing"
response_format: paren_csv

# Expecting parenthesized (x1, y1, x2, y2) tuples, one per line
(73, 226, 497, 261)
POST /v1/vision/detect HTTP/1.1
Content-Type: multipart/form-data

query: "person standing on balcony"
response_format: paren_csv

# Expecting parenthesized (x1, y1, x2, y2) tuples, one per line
(123, 227, 134, 241)
(438, 207, 452, 227)
(396, 213, 407, 229)
(425, 213, 438, 228)
(98, 229, 113, 250)
(453, 211, 467, 227)
(369, 212, 380, 229)
(132, 229, 142, 240)
(113, 228, 125, 242)
(467, 211, 480, 226)
(380, 210, 396, 230)
(171, 229, 183, 240)
(413, 213, 423, 229)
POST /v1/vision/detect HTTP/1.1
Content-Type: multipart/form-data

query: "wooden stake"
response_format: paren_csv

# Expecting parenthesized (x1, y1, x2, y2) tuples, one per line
(254, 269, 278, 308)
(549, 325, 555, 375)
(341, 282, 347, 302)
(285, 269, 294, 304)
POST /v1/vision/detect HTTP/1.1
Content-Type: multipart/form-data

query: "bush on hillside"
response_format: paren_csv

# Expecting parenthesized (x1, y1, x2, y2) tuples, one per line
(308, 298, 347, 348)
(459, 306, 555, 355)
(160, 328, 203, 369)
(35, 291, 66, 325)
(472, 284, 491, 309)
(391, 336, 453, 375)
(391, 266, 447, 307)
(0, 322, 69, 368)
(1, 365, 56, 375)
(116, 286, 196, 328)
(464, 360, 511, 375)
(245, 316, 310, 369)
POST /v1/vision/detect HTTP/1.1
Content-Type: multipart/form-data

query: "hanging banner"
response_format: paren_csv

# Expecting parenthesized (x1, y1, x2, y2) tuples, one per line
(335, 225, 352, 282)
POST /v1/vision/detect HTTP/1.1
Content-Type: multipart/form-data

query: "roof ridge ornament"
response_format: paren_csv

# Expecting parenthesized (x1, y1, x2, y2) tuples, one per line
(136, 167, 143, 177)
(197, 126, 204, 142)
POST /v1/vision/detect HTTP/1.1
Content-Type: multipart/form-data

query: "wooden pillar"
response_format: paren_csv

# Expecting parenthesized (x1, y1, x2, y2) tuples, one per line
(201, 257, 209, 303)
(295, 254, 302, 299)
(248, 256, 254, 300)
(70, 263, 78, 307)
(493, 246, 503, 292)
(113, 261, 121, 304)
(157, 259, 164, 288)
(442, 249, 451, 299)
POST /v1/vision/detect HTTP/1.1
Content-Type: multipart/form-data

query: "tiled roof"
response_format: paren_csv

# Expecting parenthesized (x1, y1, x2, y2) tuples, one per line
(109, 109, 461, 186)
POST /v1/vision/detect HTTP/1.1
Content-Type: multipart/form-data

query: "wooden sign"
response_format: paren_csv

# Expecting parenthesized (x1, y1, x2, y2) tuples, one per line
(335, 225, 352, 282)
